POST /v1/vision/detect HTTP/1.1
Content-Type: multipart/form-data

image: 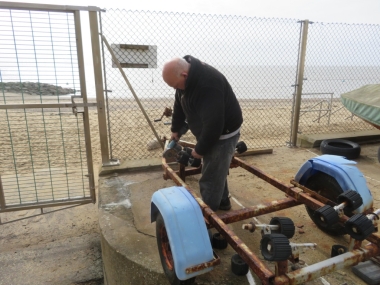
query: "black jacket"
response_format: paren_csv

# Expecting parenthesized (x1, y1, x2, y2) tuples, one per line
(171, 55, 243, 155)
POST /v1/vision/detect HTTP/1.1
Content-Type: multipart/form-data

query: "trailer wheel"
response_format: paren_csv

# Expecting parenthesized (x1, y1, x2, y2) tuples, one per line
(212, 233, 228, 249)
(314, 205, 340, 227)
(269, 217, 295, 239)
(345, 213, 375, 241)
(304, 172, 346, 236)
(260, 234, 291, 261)
(156, 212, 196, 285)
(337, 190, 363, 214)
(231, 254, 249, 276)
(320, 139, 361, 159)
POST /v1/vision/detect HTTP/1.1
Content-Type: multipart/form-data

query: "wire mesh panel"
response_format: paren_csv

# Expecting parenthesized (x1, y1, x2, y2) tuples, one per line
(0, 7, 94, 211)
(100, 10, 302, 160)
(298, 22, 380, 135)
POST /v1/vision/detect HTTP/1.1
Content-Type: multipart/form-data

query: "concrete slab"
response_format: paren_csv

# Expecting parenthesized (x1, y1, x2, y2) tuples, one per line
(297, 129, 380, 148)
(98, 143, 380, 285)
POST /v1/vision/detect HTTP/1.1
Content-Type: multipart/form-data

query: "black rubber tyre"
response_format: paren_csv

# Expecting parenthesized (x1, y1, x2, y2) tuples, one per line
(337, 190, 363, 214)
(231, 254, 249, 276)
(212, 233, 228, 249)
(331, 244, 348, 257)
(345, 213, 375, 241)
(156, 213, 196, 285)
(269, 217, 295, 239)
(314, 205, 340, 227)
(236, 141, 247, 154)
(320, 139, 361, 160)
(304, 172, 346, 236)
(260, 234, 292, 261)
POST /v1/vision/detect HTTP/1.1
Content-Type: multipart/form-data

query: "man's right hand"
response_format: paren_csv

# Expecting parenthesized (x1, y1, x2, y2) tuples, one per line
(171, 132, 180, 142)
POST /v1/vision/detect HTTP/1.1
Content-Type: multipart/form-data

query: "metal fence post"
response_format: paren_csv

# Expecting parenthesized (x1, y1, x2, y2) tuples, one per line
(89, 10, 113, 166)
(74, 10, 96, 201)
(291, 20, 310, 146)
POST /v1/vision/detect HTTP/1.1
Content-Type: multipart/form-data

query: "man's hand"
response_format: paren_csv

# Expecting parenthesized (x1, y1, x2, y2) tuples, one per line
(171, 132, 180, 142)
(191, 149, 203, 159)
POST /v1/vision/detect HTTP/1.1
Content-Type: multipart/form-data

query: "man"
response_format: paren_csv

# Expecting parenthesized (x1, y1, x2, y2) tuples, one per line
(162, 55, 243, 211)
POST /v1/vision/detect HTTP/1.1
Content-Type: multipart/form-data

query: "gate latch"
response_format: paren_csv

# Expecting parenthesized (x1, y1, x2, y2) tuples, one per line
(71, 95, 84, 116)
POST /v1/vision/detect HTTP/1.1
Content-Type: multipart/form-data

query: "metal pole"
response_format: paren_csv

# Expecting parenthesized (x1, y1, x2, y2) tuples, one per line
(0, 176, 6, 210)
(74, 10, 96, 202)
(98, 11, 114, 160)
(89, 11, 111, 165)
(291, 20, 310, 146)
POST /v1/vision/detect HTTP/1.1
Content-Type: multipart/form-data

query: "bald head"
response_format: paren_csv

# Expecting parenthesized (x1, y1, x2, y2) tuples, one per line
(162, 57, 190, 90)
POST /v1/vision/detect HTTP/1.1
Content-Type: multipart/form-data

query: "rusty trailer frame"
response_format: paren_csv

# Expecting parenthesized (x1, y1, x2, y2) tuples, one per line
(161, 142, 380, 285)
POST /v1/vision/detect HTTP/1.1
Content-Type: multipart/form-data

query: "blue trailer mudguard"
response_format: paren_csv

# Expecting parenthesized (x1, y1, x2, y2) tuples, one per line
(151, 186, 214, 280)
(294, 154, 373, 213)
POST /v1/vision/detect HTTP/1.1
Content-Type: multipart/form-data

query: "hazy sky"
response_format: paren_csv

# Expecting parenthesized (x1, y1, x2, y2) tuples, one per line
(3, 0, 380, 24)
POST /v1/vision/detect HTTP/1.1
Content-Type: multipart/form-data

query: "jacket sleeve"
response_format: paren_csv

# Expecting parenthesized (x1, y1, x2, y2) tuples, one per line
(170, 90, 186, 134)
(194, 86, 225, 155)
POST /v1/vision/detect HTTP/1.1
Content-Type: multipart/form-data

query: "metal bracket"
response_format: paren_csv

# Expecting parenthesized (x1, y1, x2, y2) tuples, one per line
(185, 251, 221, 274)
(71, 95, 84, 116)
(102, 158, 120, 167)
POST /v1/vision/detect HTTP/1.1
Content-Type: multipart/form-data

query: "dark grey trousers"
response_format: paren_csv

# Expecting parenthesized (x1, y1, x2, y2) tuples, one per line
(199, 133, 240, 211)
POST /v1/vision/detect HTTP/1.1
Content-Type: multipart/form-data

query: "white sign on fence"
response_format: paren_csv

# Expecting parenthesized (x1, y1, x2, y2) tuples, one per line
(111, 44, 157, 68)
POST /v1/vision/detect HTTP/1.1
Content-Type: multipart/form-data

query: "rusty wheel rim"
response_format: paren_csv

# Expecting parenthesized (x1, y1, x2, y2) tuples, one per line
(159, 224, 174, 271)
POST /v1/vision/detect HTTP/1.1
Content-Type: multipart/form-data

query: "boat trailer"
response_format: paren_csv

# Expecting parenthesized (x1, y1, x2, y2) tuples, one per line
(151, 141, 380, 285)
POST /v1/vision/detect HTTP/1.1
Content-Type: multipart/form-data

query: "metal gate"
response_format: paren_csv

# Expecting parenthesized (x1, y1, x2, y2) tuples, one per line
(0, 2, 100, 214)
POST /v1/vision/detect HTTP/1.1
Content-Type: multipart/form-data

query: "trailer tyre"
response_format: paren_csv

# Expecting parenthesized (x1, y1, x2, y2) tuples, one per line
(320, 139, 361, 159)
(231, 254, 249, 276)
(156, 212, 196, 285)
(304, 172, 346, 236)
(269, 217, 295, 239)
(260, 234, 291, 261)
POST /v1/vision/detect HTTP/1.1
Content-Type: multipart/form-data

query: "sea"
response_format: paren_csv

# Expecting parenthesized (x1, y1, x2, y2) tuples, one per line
(98, 65, 380, 101)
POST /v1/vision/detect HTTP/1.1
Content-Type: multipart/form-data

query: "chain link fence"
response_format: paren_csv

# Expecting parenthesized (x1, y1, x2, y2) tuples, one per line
(100, 9, 379, 161)
(297, 22, 380, 136)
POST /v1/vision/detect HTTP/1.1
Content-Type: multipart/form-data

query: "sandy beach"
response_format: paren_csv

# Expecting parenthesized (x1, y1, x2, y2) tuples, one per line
(0, 92, 374, 176)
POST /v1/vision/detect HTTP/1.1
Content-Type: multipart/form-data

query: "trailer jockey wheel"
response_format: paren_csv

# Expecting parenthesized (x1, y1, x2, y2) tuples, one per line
(231, 254, 249, 276)
(212, 233, 228, 249)
(345, 213, 375, 241)
(337, 190, 363, 214)
(269, 217, 295, 239)
(156, 212, 196, 285)
(314, 205, 340, 227)
(260, 234, 292, 261)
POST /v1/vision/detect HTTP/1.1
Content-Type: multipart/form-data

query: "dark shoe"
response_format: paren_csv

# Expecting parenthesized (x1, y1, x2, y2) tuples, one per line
(219, 197, 232, 211)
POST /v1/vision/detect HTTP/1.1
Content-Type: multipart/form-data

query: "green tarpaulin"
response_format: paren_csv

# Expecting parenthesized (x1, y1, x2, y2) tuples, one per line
(341, 84, 380, 128)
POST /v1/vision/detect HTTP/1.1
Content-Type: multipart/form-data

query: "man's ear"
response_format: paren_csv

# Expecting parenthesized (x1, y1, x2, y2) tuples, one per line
(181, 72, 188, 79)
